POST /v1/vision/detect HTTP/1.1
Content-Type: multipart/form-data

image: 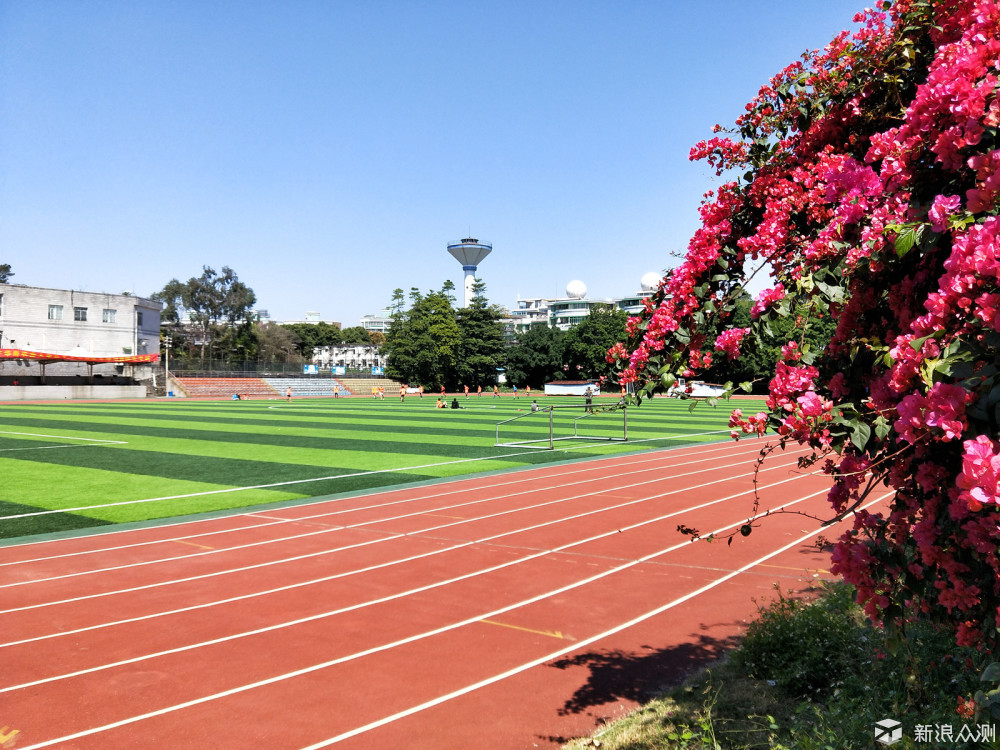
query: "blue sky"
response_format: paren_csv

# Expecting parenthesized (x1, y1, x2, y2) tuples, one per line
(1, 0, 867, 325)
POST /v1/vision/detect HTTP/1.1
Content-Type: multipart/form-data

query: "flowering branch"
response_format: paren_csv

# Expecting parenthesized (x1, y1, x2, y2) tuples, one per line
(614, 0, 1000, 650)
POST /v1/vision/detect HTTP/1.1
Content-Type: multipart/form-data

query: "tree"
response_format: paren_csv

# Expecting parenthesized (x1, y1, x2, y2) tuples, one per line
(281, 322, 343, 356)
(256, 322, 303, 365)
(456, 279, 506, 388)
(340, 326, 374, 345)
(151, 279, 187, 325)
(610, 0, 1000, 650)
(0, 264, 13, 283)
(154, 266, 257, 360)
(504, 325, 565, 389)
(562, 304, 627, 385)
(703, 293, 837, 393)
(383, 285, 462, 388)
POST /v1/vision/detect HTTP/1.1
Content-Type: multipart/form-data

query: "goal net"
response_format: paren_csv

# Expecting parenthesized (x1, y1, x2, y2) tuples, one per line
(494, 403, 628, 450)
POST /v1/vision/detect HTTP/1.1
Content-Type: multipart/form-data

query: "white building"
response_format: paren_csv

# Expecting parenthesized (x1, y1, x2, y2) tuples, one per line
(360, 309, 393, 334)
(257, 311, 340, 327)
(0, 284, 162, 357)
(312, 344, 383, 371)
(506, 273, 662, 335)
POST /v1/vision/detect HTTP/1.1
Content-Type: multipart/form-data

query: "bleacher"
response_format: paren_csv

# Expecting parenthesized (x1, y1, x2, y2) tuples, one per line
(171, 375, 392, 399)
(337, 377, 401, 397)
(263, 377, 350, 398)
(172, 377, 279, 399)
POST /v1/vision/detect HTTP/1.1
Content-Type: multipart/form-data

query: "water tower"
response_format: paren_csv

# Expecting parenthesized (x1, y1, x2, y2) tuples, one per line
(447, 237, 492, 307)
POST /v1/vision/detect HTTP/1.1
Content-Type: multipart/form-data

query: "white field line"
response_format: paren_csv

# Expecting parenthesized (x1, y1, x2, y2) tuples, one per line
(2, 472, 826, 693)
(299, 494, 888, 749)
(0, 431, 127, 444)
(0, 454, 812, 648)
(0, 439, 787, 589)
(13, 488, 871, 750)
(0, 428, 734, 520)
(0, 436, 770, 564)
(0, 446, 808, 612)
(0, 444, 118, 454)
(0, 430, 128, 452)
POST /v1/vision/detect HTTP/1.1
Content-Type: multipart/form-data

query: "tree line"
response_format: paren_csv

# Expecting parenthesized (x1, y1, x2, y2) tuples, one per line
(384, 279, 631, 391)
(148, 265, 818, 386)
(152, 266, 380, 368)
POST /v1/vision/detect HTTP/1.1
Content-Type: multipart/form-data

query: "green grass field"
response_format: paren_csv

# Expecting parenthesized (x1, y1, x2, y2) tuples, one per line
(0, 394, 765, 541)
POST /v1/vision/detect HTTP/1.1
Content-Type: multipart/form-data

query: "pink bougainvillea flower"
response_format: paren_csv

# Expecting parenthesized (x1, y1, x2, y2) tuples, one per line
(714, 327, 750, 359)
(751, 283, 786, 318)
(928, 194, 961, 231)
(956, 435, 1000, 511)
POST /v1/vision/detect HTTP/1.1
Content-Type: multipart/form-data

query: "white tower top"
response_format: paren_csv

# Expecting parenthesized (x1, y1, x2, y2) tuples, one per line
(566, 280, 587, 299)
(640, 271, 661, 291)
(447, 237, 493, 307)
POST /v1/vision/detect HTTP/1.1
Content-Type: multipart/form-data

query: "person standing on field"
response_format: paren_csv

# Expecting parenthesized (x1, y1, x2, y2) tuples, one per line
(286, 387, 292, 403)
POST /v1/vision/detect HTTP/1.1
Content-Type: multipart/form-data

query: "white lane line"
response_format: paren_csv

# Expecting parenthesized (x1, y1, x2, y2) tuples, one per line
(0, 440, 788, 590)
(0, 437, 767, 565)
(13, 488, 864, 750)
(299, 494, 888, 749)
(2, 475, 822, 689)
(0, 455, 812, 648)
(0, 447, 807, 615)
(0, 428, 732, 521)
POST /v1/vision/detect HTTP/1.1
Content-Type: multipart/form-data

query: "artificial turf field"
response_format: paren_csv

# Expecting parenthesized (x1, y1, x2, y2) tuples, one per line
(0, 394, 765, 541)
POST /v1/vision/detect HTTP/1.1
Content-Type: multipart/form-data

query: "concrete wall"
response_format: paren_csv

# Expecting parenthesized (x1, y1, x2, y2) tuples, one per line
(0, 284, 161, 356)
(0, 385, 148, 401)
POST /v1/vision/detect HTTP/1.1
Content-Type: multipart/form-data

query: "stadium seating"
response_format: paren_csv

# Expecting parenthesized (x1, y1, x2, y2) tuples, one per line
(171, 377, 279, 399)
(170, 375, 409, 399)
(262, 377, 347, 398)
(337, 377, 402, 396)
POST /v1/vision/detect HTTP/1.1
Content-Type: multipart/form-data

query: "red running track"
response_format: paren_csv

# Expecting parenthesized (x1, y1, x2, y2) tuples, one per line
(0, 438, 880, 749)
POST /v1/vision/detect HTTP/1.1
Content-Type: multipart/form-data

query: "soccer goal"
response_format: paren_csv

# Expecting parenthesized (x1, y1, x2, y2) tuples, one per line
(494, 403, 628, 450)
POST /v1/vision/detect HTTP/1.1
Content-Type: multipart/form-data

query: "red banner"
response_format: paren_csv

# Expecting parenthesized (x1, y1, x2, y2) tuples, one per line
(0, 349, 159, 364)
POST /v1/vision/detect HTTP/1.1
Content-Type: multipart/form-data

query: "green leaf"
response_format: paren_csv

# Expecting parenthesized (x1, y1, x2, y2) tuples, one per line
(895, 227, 916, 258)
(850, 422, 872, 450)
(981, 662, 1000, 682)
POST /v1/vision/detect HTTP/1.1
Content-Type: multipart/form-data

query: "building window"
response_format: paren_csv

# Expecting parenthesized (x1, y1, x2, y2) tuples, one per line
(74, 307, 87, 321)
(136, 311, 144, 327)
(48, 305, 63, 320)
(102, 309, 117, 323)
